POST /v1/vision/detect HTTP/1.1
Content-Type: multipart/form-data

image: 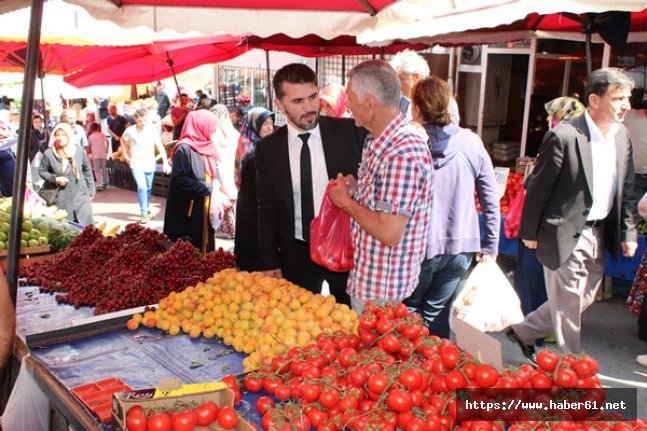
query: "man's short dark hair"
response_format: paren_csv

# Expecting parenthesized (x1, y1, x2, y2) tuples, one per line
(272, 63, 318, 100)
(585, 68, 634, 102)
(228, 106, 243, 117)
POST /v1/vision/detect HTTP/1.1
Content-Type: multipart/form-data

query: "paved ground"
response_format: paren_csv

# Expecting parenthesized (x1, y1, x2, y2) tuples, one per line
(92, 186, 646, 417)
(90, 184, 234, 251)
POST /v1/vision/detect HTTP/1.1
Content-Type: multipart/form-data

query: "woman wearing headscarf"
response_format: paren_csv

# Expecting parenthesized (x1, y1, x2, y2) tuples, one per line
(163, 110, 223, 252)
(234, 107, 275, 190)
(39, 122, 95, 225)
(319, 83, 350, 118)
(233, 107, 275, 271)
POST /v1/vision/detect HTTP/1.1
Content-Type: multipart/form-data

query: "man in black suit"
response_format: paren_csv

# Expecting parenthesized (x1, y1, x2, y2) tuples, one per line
(255, 64, 364, 305)
(508, 68, 638, 359)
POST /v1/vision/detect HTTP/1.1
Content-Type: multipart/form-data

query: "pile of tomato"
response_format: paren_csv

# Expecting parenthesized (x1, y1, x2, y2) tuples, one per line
(124, 399, 240, 431)
(476, 172, 524, 216)
(237, 302, 645, 431)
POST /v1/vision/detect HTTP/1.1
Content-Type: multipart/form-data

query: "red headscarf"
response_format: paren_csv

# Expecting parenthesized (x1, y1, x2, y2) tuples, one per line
(173, 109, 219, 180)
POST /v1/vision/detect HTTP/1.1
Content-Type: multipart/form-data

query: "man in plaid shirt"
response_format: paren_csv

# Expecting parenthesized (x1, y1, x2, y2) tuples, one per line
(329, 60, 434, 314)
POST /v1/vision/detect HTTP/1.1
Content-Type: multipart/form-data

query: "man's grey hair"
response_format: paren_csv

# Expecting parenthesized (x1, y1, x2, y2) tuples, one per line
(585, 67, 634, 102)
(347, 60, 401, 108)
(389, 49, 430, 77)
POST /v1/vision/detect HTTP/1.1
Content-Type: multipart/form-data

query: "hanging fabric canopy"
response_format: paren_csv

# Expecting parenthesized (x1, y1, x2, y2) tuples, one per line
(58, 0, 399, 39)
(241, 34, 427, 57)
(357, 0, 647, 46)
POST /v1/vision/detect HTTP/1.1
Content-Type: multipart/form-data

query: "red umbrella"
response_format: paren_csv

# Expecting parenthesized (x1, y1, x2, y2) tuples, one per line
(64, 33, 245, 88)
(0, 40, 150, 75)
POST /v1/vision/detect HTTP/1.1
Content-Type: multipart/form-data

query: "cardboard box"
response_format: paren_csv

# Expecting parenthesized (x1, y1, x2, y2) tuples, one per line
(111, 383, 255, 431)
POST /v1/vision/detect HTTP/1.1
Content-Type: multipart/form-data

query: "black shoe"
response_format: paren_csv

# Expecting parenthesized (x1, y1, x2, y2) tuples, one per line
(506, 328, 537, 364)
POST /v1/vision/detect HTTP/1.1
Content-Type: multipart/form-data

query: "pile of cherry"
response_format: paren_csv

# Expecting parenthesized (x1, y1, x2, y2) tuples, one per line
(20, 223, 236, 315)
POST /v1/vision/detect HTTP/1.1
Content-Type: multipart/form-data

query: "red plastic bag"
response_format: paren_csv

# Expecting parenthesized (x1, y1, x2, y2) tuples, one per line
(504, 187, 526, 239)
(310, 183, 355, 272)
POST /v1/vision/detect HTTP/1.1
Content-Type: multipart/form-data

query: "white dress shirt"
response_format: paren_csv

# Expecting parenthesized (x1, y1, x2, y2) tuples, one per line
(584, 110, 618, 221)
(287, 123, 329, 241)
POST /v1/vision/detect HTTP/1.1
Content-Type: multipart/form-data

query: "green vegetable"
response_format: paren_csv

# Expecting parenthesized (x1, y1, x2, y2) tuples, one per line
(48, 224, 80, 251)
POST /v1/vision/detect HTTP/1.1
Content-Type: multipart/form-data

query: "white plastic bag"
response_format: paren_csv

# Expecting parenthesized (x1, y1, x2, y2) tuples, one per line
(0, 358, 50, 431)
(208, 182, 224, 232)
(638, 191, 647, 219)
(450, 261, 524, 332)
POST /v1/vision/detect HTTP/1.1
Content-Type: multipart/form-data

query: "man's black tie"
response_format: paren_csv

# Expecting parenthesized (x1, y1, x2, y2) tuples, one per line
(299, 133, 314, 242)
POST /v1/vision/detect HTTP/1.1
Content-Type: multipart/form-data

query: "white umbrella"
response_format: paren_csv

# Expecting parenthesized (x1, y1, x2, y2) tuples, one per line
(357, 0, 647, 45)
(58, 0, 398, 39)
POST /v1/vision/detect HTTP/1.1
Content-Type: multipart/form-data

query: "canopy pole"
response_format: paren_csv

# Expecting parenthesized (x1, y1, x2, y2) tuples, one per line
(2, 0, 45, 411)
(39, 75, 48, 127)
(585, 31, 593, 78)
(265, 51, 272, 111)
(165, 52, 182, 98)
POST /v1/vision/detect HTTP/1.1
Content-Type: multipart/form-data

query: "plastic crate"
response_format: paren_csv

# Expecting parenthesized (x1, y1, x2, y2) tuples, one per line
(152, 172, 170, 197)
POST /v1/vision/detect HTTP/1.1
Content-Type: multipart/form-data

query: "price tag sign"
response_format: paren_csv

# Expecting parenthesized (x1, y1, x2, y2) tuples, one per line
(494, 167, 510, 200)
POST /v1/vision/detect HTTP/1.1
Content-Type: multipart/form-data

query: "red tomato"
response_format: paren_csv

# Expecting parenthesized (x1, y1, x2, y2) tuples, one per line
(318, 388, 341, 409)
(146, 413, 172, 431)
(536, 350, 559, 372)
(243, 374, 264, 392)
(299, 383, 321, 402)
(305, 406, 327, 427)
(475, 364, 499, 388)
(376, 318, 394, 334)
(217, 406, 239, 429)
(406, 417, 428, 431)
(193, 401, 218, 426)
(348, 367, 368, 387)
(172, 410, 197, 431)
(379, 333, 402, 354)
(274, 383, 291, 401)
(367, 373, 389, 394)
(221, 374, 240, 391)
(440, 345, 460, 369)
(444, 370, 467, 391)
(530, 372, 553, 389)
(262, 376, 279, 394)
(125, 408, 147, 431)
(338, 347, 359, 368)
(555, 367, 578, 388)
(573, 356, 599, 378)
(386, 389, 413, 413)
(256, 396, 275, 415)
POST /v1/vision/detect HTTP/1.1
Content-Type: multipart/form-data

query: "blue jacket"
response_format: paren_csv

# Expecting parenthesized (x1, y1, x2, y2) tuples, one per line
(424, 123, 500, 257)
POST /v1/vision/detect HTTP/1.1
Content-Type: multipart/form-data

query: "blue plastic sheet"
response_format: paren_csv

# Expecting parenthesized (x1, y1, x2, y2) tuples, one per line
(16, 286, 96, 338)
(16, 285, 264, 428)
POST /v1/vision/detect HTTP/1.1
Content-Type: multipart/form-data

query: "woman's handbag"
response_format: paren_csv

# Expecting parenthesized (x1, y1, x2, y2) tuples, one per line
(38, 183, 59, 206)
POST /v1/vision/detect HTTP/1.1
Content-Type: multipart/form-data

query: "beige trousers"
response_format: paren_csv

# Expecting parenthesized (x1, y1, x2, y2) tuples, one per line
(512, 225, 605, 353)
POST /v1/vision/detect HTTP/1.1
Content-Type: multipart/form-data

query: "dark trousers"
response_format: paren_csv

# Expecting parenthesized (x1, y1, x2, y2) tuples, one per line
(290, 240, 350, 306)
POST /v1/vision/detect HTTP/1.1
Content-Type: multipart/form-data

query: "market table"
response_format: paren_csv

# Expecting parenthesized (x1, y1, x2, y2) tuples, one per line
(7, 285, 259, 430)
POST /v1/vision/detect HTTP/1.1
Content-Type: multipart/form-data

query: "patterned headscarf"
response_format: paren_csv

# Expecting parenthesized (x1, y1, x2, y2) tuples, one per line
(319, 83, 350, 118)
(545, 96, 585, 129)
(234, 107, 274, 189)
(173, 110, 219, 180)
(51, 122, 80, 179)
